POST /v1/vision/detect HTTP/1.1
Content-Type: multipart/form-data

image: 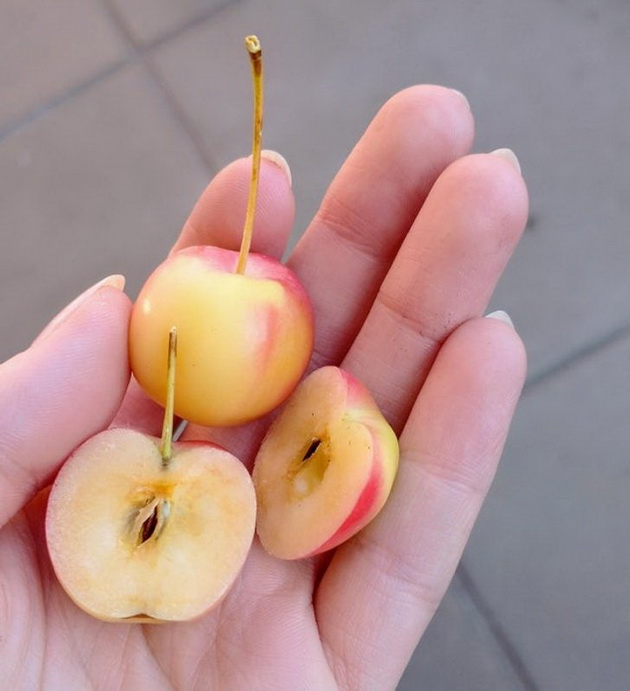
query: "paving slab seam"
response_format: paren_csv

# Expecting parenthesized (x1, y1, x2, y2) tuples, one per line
(0, 0, 242, 152)
(0, 60, 128, 143)
(103, 0, 244, 53)
(141, 55, 219, 173)
(99, 0, 218, 174)
(453, 320, 630, 689)
(524, 319, 630, 394)
(456, 565, 540, 690)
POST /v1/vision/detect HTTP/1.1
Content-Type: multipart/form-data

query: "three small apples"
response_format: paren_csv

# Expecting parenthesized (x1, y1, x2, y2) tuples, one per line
(45, 36, 399, 623)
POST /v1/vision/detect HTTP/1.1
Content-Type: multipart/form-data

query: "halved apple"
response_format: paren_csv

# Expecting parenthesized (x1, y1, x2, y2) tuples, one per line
(46, 428, 256, 622)
(253, 366, 399, 560)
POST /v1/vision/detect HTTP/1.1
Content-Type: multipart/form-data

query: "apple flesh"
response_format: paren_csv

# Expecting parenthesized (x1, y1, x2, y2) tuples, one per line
(129, 246, 314, 427)
(253, 366, 399, 560)
(46, 428, 256, 622)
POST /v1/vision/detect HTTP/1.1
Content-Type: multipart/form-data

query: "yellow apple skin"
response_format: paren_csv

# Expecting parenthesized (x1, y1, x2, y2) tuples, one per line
(129, 247, 314, 427)
(46, 428, 256, 622)
(253, 366, 399, 560)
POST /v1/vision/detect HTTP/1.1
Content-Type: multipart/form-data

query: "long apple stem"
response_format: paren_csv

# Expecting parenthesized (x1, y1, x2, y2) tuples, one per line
(160, 326, 177, 466)
(235, 35, 263, 276)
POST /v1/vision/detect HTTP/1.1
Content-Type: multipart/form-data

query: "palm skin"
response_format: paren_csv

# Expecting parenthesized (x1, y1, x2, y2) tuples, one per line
(0, 86, 528, 690)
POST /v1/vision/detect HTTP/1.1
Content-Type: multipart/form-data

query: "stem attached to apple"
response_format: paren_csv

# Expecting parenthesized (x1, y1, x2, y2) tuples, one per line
(128, 35, 313, 428)
(160, 326, 177, 466)
(236, 35, 264, 276)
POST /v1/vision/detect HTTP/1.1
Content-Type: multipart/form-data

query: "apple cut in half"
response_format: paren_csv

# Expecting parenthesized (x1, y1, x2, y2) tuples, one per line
(253, 366, 399, 560)
(46, 428, 256, 622)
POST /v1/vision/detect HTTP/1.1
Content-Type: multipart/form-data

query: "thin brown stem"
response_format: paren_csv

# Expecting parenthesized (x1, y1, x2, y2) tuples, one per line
(236, 35, 264, 275)
(160, 327, 177, 465)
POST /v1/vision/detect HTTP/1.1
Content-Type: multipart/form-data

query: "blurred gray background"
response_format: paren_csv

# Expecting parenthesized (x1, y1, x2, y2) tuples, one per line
(2, 2, 629, 689)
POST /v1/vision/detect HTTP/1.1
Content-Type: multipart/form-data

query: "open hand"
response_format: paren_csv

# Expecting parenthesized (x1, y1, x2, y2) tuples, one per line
(0, 85, 528, 690)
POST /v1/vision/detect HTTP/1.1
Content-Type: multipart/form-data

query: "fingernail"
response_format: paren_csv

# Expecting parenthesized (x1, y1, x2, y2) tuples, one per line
(485, 310, 514, 328)
(38, 274, 126, 341)
(261, 149, 292, 187)
(490, 148, 521, 175)
(450, 88, 470, 109)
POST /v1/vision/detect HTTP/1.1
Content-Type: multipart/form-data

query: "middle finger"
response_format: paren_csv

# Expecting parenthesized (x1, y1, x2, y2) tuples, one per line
(342, 151, 528, 432)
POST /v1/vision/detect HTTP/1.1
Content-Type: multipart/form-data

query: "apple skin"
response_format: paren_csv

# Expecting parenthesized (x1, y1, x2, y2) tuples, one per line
(253, 366, 399, 560)
(129, 246, 314, 427)
(46, 428, 256, 622)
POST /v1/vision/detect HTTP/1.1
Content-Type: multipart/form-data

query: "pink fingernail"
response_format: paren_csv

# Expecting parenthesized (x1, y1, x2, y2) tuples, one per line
(450, 89, 470, 109)
(484, 310, 514, 328)
(490, 148, 521, 175)
(38, 274, 126, 341)
(261, 149, 292, 187)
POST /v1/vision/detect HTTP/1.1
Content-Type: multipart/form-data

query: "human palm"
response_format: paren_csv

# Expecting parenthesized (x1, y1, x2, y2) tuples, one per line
(0, 86, 528, 690)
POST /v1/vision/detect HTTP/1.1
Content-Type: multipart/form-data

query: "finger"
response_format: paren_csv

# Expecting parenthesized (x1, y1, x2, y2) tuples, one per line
(171, 151, 295, 257)
(0, 279, 130, 528)
(343, 151, 528, 432)
(114, 152, 295, 437)
(316, 315, 526, 689)
(182, 89, 472, 460)
(288, 85, 474, 368)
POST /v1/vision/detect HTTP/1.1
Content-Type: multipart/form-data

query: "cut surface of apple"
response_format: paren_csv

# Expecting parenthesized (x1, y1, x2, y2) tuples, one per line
(253, 366, 399, 560)
(46, 428, 256, 622)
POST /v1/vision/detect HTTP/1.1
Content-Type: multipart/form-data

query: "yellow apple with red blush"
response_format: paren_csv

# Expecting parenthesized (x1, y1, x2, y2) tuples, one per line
(129, 245, 313, 427)
(253, 366, 399, 560)
(128, 36, 314, 428)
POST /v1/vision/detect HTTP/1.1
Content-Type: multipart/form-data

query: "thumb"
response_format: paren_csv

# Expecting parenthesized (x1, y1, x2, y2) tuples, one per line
(0, 276, 131, 529)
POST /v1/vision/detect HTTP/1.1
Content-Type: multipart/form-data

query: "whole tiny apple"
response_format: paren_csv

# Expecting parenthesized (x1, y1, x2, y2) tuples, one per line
(129, 36, 314, 427)
(253, 366, 399, 560)
(129, 246, 313, 427)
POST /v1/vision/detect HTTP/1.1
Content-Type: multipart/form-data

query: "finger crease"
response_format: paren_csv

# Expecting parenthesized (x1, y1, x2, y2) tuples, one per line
(405, 446, 494, 499)
(316, 202, 391, 265)
(376, 287, 445, 351)
(352, 529, 446, 614)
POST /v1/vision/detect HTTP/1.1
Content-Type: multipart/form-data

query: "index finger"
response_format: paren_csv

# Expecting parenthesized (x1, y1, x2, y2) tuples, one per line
(171, 152, 295, 257)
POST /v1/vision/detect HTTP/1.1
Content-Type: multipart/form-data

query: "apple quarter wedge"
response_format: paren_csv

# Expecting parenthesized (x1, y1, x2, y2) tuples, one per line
(253, 366, 399, 560)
